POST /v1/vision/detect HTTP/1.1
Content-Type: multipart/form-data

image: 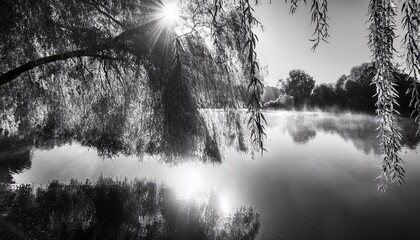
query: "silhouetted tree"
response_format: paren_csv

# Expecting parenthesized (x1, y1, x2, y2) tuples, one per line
(262, 85, 281, 103)
(307, 63, 415, 115)
(344, 63, 377, 112)
(309, 83, 337, 109)
(284, 70, 315, 107)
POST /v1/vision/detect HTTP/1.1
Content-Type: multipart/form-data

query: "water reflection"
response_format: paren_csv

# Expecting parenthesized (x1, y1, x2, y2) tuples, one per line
(1, 111, 420, 239)
(178, 171, 203, 199)
(1, 111, 420, 185)
(272, 112, 420, 154)
(0, 136, 32, 183)
(0, 177, 260, 240)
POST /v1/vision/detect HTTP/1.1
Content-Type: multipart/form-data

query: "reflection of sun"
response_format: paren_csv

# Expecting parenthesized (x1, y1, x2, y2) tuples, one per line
(219, 194, 231, 215)
(172, 166, 232, 216)
(178, 170, 202, 199)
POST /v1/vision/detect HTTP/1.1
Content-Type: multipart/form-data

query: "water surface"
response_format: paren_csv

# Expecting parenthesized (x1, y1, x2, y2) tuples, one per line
(4, 111, 420, 239)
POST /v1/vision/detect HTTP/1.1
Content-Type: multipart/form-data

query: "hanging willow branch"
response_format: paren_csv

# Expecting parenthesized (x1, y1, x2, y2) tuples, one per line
(402, 0, 420, 136)
(309, 0, 329, 50)
(285, 0, 329, 50)
(368, 0, 405, 192)
(241, 0, 267, 153)
(287, 0, 305, 14)
(232, 0, 331, 153)
(205, 0, 267, 153)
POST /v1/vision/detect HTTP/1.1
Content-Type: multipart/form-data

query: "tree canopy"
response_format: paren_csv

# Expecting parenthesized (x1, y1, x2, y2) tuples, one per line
(284, 69, 315, 107)
(0, 0, 259, 162)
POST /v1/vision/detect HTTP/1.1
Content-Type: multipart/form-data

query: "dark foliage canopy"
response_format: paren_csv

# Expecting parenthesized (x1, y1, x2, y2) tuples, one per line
(0, 0, 259, 162)
(284, 69, 315, 107)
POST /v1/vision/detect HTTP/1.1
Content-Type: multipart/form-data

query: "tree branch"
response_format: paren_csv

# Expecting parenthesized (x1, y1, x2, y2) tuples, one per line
(84, 0, 127, 30)
(0, 19, 159, 87)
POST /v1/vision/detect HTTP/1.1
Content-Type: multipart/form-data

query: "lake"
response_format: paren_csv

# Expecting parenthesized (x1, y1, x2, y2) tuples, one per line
(2, 111, 420, 239)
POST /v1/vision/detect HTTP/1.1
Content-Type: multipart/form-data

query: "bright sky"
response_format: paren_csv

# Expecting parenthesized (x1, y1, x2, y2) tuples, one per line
(254, 0, 378, 86)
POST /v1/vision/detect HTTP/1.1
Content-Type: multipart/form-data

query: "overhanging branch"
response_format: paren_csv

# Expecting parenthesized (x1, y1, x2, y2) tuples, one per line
(0, 19, 159, 87)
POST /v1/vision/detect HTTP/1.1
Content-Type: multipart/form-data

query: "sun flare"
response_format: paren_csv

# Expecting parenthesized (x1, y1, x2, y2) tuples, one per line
(161, 3, 181, 25)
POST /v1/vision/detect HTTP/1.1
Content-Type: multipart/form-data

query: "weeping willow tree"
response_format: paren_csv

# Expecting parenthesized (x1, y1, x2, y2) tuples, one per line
(1, 0, 420, 190)
(0, 0, 257, 163)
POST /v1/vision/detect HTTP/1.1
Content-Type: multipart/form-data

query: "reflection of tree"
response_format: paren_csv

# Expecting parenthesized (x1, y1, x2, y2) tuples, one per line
(287, 126, 317, 144)
(0, 177, 260, 240)
(0, 136, 32, 183)
(0, 110, 252, 183)
(283, 114, 420, 155)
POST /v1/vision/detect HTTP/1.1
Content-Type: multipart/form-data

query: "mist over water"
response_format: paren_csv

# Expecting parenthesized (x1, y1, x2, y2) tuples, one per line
(2, 111, 420, 239)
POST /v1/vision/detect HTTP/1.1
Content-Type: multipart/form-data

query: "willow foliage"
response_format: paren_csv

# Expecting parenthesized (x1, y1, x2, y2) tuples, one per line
(402, 0, 420, 135)
(285, 0, 419, 191)
(368, 0, 404, 191)
(1, 0, 420, 189)
(0, 0, 256, 162)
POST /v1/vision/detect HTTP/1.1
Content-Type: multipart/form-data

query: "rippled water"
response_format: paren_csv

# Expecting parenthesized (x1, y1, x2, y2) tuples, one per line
(3, 111, 420, 239)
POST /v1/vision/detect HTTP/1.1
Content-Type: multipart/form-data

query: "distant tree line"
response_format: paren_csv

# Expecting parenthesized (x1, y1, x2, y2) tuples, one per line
(263, 63, 415, 116)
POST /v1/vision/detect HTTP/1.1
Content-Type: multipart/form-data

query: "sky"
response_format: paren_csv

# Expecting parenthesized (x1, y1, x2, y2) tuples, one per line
(253, 0, 376, 86)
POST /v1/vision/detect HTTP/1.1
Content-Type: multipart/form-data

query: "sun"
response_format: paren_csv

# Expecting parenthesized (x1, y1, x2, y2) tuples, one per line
(161, 3, 181, 26)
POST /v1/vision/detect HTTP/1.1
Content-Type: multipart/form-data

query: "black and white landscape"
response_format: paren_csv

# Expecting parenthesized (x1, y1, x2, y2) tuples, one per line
(1, 0, 420, 239)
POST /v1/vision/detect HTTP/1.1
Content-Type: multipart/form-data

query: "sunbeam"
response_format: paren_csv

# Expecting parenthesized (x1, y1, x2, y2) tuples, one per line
(161, 3, 181, 26)
(140, 1, 183, 51)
